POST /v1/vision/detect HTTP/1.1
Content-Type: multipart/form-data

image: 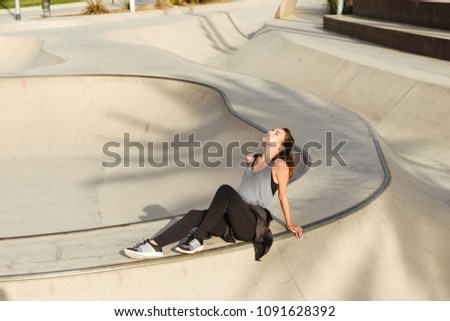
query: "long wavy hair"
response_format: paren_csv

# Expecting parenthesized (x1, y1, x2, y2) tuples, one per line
(277, 128, 296, 179)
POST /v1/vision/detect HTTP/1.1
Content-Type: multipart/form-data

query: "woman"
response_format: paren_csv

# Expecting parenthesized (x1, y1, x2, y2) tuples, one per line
(125, 128, 302, 261)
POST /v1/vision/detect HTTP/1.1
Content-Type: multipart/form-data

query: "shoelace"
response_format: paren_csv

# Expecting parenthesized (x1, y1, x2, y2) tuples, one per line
(133, 239, 150, 249)
(182, 234, 196, 247)
(180, 227, 196, 243)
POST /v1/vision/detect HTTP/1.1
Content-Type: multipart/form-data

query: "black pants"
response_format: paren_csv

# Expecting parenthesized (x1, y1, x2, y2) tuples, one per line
(153, 185, 257, 247)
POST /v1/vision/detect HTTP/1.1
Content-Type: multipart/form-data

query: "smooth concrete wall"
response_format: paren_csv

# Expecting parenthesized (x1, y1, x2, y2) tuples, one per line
(228, 30, 450, 169)
(2, 136, 449, 300)
(353, 0, 450, 30)
(0, 37, 64, 73)
(226, 29, 450, 299)
(0, 76, 262, 237)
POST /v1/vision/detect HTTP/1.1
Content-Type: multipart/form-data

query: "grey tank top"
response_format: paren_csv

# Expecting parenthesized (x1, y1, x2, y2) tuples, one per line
(239, 155, 275, 208)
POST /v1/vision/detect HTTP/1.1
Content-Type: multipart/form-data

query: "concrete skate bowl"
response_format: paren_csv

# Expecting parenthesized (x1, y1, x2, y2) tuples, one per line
(0, 75, 272, 239)
(225, 28, 450, 299)
(0, 37, 64, 73)
(101, 11, 254, 67)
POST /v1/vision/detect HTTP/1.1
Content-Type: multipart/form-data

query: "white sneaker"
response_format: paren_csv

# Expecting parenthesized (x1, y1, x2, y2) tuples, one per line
(125, 239, 163, 259)
(175, 234, 204, 254)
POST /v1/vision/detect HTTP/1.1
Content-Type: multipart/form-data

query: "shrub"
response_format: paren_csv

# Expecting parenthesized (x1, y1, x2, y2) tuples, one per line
(83, 0, 109, 14)
(327, 0, 353, 15)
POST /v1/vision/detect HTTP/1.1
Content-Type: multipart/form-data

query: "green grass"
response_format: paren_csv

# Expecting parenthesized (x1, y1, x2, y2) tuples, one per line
(0, 0, 84, 9)
(327, 0, 353, 14)
(0, 0, 227, 9)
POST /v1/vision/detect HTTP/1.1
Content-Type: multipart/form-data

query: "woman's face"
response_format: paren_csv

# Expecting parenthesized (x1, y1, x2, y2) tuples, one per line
(263, 128, 287, 148)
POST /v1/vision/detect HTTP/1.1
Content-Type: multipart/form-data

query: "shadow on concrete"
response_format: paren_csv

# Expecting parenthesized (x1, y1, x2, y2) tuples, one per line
(0, 288, 8, 301)
(0, 1, 15, 19)
(140, 204, 170, 221)
(188, 12, 244, 55)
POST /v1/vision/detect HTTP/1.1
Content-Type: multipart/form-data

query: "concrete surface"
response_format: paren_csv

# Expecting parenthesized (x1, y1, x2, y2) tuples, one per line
(226, 3, 450, 299)
(0, 0, 448, 300)
(0, 36, 64, 73)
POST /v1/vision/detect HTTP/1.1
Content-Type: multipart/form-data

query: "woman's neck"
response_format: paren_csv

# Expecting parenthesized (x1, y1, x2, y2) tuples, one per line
(261, 145, 279, 164)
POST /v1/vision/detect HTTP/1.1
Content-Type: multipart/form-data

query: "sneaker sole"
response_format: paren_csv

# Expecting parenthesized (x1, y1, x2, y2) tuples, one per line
(124, 249, 163, 259)
(174, 245, 204, 254)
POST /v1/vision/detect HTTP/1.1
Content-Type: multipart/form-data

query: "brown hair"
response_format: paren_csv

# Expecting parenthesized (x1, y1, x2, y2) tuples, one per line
(279, 128, 296, 179)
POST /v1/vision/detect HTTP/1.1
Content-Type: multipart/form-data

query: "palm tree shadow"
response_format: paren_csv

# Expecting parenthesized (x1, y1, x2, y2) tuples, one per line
(0, 1, 15, 19)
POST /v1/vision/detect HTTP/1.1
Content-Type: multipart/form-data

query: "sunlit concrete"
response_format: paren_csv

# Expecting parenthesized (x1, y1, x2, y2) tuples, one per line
(0, 0, 448, 300)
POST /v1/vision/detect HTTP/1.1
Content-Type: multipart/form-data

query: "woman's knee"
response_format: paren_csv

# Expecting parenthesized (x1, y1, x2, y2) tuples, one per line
(217, 184, 236, 195)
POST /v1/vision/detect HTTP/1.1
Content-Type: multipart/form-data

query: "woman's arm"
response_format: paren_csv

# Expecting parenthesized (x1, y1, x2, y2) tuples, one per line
(245, 152, 256, 165)
(274, 159, 303, 240)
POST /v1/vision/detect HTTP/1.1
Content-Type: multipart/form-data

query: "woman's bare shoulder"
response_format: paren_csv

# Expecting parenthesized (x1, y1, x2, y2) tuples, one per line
(273, 157, 287, 168)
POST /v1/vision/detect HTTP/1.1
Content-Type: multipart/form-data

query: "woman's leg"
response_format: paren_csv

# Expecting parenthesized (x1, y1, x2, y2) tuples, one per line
(193, 184, 256, 241)
(154, 184, 257, 247)
(125, 209, 210, 259)
(153, 210, 204, 247)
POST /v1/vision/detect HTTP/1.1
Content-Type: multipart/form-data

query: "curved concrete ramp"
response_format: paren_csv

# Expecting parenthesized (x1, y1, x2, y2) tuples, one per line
(0, 37, 64, 73)
(101, 12, 253, 67)
(0, 75, 262, 237)
(0, 0, 447, 300)
(0, 71, 385, 282)
(228, 24, 450, 175)
(225, 8, 450, 299)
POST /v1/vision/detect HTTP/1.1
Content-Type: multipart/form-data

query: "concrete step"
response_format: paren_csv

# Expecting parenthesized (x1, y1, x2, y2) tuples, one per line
(324, 14, 450, 61)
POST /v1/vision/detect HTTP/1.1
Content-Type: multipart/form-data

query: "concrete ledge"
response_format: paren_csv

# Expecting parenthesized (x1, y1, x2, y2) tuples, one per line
(324, 14, 450, 61)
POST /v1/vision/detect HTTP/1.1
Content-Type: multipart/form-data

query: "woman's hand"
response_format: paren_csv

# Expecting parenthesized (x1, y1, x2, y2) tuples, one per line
(287, 224, 303, 240)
